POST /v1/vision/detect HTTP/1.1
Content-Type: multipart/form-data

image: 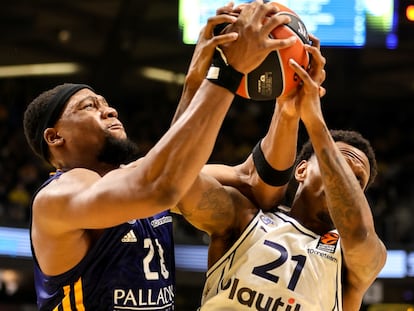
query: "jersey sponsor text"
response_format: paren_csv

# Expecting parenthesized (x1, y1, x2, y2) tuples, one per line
(223, 277, 301, 311)
(114, 285, 174, 308)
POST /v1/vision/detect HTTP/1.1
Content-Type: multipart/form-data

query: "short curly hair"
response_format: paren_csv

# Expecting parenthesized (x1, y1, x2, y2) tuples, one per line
(296, 129, 377, 189)
(23, 85, 65, 161)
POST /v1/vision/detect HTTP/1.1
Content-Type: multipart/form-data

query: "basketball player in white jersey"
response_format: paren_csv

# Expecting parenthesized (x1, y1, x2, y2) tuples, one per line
(172, 4, 387, 309)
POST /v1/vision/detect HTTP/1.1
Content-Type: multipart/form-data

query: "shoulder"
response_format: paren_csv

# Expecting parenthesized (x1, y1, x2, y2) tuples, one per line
(33, 168, 100, 215)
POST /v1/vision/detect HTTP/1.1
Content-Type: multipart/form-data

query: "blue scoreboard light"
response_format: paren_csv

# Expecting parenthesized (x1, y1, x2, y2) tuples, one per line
(179, 0, 398, 49)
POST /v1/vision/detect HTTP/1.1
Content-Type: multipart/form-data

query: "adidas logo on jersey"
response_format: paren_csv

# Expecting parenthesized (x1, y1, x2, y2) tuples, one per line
(121, 230, 138, 243)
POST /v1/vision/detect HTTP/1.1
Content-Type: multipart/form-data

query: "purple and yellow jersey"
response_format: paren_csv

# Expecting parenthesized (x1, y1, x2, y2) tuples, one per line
(30, 171, 175, 310)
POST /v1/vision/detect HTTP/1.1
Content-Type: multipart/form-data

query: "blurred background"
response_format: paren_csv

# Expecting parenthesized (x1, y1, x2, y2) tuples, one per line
(0, 0, 413, 310)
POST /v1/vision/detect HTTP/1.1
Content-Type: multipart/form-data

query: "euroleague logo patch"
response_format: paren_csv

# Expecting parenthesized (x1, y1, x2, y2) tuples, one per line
(260, 214, 275, 226)
(316, 232, 339, 253)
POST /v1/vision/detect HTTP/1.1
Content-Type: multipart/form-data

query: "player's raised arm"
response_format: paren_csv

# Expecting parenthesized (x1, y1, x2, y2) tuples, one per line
(288, 48, 387, 310)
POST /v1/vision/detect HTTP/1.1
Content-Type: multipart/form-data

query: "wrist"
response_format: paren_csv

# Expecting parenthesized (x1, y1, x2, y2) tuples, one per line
(279, 108, 300, 123)
(276, 99, 300, 121)
(206, 47, 244, 94)
(185, 68, 205, 87)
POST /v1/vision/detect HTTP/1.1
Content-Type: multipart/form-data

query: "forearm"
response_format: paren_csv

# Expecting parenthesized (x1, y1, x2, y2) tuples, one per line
(238, 103, 299, 209)
(305, 118, 375, 240)
(261, 103, 299, 171)
(305, 118, 386, 290)
(143, 80, 235, 206)
(171, 72, 205, 125)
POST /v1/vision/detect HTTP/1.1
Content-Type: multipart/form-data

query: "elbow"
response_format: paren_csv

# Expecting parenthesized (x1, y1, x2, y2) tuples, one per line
(345, 226, 375, 246)
(345, 227, 387, 266)
(151, 181, 182, 209)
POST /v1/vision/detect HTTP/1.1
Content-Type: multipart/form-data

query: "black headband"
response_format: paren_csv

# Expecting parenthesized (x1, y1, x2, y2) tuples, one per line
(36, 83, 94, 161)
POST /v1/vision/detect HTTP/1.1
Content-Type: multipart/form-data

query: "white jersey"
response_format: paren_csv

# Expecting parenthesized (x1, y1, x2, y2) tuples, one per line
(200, 210, 343, 311)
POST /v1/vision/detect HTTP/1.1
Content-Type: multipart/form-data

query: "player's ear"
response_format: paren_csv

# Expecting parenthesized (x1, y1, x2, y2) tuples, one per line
(294, 160, 307, 182)
(44, 128, 64, 147)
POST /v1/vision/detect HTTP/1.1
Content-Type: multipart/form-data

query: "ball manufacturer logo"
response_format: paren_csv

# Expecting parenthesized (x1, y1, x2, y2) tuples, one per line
(297, 21, 308, 39)
(257, 72, 273, 96)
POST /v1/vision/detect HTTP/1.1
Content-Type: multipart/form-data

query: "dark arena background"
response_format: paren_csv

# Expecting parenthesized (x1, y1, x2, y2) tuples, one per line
(0, 1, 414, 310)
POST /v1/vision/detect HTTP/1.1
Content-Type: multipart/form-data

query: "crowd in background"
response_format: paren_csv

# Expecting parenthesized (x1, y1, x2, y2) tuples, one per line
(0, 79, 413, 249)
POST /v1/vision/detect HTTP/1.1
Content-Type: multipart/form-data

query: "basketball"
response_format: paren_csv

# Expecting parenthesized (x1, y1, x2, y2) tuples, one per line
(236, 2, 311, 100)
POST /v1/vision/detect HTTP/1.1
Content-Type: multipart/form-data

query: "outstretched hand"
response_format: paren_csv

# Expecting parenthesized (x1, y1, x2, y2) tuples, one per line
(172, 6, 241, 125)
(185, 12, 240, 89)
(220, 1, 297, 74)
(287, 35, 326, 125)
(277, 34, 326, 120)
(305, 35, 326, 97)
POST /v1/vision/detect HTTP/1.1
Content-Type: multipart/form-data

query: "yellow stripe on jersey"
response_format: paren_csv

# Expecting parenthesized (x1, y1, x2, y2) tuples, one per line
(74, 278, 85, 311)
(52, 277, 85, 311)
(52, 284, 71, 311)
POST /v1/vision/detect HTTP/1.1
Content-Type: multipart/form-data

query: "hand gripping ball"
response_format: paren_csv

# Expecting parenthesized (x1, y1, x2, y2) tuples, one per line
(236, 2, 311, 100)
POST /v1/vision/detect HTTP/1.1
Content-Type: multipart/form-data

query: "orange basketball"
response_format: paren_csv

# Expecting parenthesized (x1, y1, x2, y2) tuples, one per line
(236, 2, 311, 100)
